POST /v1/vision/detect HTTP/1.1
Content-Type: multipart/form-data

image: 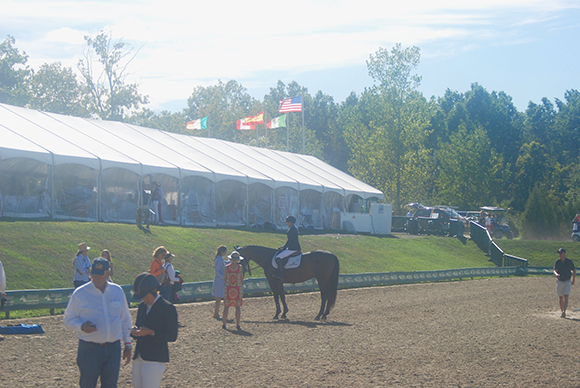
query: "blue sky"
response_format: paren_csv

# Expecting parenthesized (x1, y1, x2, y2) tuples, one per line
(2, 0, 579, 113)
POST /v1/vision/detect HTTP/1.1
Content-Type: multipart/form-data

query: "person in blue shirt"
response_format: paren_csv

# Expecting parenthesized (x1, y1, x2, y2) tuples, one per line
(73, 242, 92, 288)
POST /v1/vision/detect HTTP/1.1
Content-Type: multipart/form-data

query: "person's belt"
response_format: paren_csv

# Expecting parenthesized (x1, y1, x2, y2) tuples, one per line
(81, 339, 119, 347)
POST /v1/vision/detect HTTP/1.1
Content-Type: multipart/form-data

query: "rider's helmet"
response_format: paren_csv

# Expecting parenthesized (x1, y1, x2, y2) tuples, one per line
(285, 215, 296, 224)
(133, 272, 159, 299)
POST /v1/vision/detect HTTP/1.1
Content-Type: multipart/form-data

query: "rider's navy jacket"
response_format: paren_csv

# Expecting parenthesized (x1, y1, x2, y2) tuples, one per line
(281, 224, 301, 251)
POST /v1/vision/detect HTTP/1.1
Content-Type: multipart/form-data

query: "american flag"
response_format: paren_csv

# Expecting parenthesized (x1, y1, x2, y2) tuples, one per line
(279, 95, 302, 113)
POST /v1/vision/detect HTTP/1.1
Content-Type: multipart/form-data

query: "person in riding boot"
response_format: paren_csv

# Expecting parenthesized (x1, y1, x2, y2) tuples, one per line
(275, 215, 301, 280)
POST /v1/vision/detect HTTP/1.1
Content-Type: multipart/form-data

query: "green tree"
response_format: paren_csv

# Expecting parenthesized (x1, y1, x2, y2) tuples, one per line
(524, 97, 556, 147)
(184, 79, 256, 142)
(511, 141, 551, 211)
(554, 90, 580, 163)
(434, 125, 505, 209)
(344, 44, 433, 212)
(127, 108, 188, 133)
(78, 30, 148, 121)
(522, 186, 561, 240)
(28, 62, 89, 117)
(261, 80, 322, 155)
(308, 90, 349, 171)
(0, 35, 31, 106)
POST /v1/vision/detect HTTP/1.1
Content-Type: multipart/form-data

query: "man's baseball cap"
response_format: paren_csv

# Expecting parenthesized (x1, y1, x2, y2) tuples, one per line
(557, 248, 566, 254)
(91, 258, 110, 276)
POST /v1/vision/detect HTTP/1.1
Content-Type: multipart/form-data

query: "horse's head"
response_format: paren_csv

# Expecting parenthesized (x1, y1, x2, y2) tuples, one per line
(234, 245, 278, 275)
(234, 245, 252, 276)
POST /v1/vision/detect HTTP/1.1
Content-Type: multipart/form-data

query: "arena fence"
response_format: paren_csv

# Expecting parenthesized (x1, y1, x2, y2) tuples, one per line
(1, 265, 548, 318)
(469, 221, 529, 268)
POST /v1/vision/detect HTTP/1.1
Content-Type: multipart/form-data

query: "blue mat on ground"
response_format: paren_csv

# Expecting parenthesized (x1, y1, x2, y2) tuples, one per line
(0, 324, 44, 335)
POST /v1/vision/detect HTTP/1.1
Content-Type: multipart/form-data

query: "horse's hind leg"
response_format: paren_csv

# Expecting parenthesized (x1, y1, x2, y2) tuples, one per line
(315, 291, 327, 321)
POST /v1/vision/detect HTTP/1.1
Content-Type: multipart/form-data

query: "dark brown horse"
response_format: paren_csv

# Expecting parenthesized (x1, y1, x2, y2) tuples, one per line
(235, 245, 339, 321)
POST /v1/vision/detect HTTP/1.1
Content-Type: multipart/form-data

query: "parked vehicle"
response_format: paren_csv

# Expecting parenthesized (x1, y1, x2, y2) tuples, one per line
(405, 204, 466, 237)
(572, 232, 580, 242)
(479, 206, 513, 240)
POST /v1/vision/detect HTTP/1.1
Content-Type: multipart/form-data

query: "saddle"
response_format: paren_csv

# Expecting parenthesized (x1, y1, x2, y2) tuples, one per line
(272, 251, 302, 270)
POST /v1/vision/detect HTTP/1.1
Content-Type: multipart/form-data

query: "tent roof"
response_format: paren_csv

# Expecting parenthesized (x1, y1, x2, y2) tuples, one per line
(0, 124, 53, 165)
(0, 104, 99, 169)
(0, 103, 384, 201)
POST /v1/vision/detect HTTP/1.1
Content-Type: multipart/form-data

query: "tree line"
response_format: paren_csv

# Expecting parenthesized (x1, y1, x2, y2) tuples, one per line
(2, 33, 579, 239)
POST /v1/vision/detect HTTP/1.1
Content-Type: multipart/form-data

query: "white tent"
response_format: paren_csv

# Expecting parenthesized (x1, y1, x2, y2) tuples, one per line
(0, 103, 384, 228)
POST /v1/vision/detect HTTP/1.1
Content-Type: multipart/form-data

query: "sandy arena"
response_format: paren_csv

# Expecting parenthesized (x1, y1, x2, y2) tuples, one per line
(2, 276, 580, 387)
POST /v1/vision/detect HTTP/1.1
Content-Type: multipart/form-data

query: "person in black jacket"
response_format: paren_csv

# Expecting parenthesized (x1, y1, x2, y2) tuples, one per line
(275, 215, 301, 280)
(131, 272, 178, 388)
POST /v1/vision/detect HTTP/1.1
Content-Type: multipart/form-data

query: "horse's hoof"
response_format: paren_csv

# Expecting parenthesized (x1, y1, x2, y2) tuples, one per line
(281, 314, 287, 319)
(321, 315, 327, 321)
(273, 315, 279, 320)
(314, 315, 321, 321)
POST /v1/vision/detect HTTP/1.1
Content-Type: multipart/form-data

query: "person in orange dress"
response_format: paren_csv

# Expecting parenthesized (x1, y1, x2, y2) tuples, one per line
(222, 251, 244, 331)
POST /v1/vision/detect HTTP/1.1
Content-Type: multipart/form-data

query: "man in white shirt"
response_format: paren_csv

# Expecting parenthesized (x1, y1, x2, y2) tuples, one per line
(64, 258, 133, 388)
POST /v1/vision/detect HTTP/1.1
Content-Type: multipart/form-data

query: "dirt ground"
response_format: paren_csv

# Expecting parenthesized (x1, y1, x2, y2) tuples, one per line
(3, 276, 580, 387)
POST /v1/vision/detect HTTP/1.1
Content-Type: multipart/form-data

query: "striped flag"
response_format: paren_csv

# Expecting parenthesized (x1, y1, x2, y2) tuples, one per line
(279, 95, 302, 113)
(244, 111, 264, 124)
(267, 114, 286, 129)
(186, 117, 207, 130)
(236, 118, 255, 130)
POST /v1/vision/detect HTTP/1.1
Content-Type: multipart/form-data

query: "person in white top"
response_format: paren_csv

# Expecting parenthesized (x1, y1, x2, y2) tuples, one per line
(0, 260, 6, 307)
(64, 257, 133, 388)
(161, 252, 180, 303)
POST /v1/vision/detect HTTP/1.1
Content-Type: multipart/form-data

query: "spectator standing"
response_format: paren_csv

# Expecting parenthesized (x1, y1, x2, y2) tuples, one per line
(100, 249, 113, 282)
(222, 251, 244, 331)
(0, 259, 6, 306)
(573, 213, 580, 232)
(554, 248, 576, 318)
(73, 242, 92, 288)
(63, 258, 132, 388)
(150, 246, 168, 285)
(212, 245, 228, 320)
(131, 272, 178, 388)
(151, 181, 163, 224)
(161, 252, 180, 303)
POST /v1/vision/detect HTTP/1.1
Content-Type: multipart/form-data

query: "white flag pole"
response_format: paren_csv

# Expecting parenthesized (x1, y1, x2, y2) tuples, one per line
(301, 94, 305, 154)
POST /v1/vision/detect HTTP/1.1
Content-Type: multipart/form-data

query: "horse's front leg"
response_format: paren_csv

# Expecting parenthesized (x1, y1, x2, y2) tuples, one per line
(280, 287, 289, 319)
(273, 292, 282, 320)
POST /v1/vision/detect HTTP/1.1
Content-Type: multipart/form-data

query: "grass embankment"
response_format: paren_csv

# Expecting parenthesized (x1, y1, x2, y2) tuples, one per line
(0, 221, 499, 291)
(1, 221, 574, 292)
(495, 239, 579, 267)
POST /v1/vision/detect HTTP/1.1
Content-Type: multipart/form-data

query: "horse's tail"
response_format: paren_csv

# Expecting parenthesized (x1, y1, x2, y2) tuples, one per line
(326, 254, 340, 311)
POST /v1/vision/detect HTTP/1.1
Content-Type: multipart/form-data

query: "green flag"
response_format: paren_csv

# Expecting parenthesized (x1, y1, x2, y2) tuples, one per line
(267, 114, 286, 129)
(186, 117, 207, 130)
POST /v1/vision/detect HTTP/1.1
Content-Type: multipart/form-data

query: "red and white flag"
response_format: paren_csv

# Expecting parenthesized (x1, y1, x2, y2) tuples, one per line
(236, 118, 255, 130)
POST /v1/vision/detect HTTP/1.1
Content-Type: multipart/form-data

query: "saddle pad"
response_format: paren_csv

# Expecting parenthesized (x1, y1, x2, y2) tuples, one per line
(272, 254, 302, 269)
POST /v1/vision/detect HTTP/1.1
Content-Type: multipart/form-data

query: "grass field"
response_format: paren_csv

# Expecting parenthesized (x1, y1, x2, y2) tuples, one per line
(1, 221, 575, 292)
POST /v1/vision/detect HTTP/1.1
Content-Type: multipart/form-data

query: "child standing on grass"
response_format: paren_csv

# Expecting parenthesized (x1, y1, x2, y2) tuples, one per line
(222, 251, 244, 331)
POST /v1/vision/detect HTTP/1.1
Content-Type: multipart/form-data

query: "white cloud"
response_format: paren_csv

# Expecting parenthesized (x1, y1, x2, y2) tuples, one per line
(1, 0, 578, 110)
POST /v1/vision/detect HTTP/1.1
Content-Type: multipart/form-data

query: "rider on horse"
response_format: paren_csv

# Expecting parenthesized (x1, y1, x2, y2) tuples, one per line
(275, 215, 301, 280)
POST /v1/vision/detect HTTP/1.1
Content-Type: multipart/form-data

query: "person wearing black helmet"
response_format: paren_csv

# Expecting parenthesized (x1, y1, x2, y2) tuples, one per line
(274, 215, 301, 280)
(131, 272, 178, 388)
